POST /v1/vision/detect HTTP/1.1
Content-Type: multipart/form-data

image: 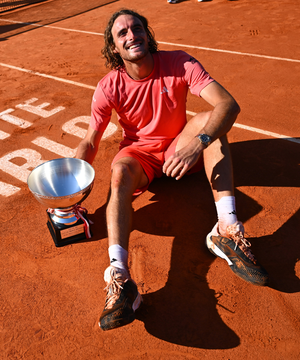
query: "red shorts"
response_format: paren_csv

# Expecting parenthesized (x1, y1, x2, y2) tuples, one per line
(112, 134, 204, 195)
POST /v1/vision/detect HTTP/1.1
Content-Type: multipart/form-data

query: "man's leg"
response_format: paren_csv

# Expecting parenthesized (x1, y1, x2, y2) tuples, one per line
(99, 156, 148, 331)
(107, 156, 148, 251)
(175, 112, 236, 230)
(175, 112, 268, 286)
(174, 111, 233, 199)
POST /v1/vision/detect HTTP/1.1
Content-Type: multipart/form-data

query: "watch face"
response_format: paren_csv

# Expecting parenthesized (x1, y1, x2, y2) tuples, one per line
(199, 134, 211, 145)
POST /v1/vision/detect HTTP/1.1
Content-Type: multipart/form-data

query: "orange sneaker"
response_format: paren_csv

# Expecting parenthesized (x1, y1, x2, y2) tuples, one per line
(206, 221, 269, 286)
(99, 266, 142, 331)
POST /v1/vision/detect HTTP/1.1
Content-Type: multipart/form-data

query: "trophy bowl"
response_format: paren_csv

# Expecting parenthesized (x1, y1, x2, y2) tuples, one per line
(27, 157, 95, 209)
(27, 158, 95, 247)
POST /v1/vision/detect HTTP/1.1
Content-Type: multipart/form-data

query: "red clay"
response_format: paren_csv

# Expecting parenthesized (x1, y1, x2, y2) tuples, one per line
(0, 0, 299, 359)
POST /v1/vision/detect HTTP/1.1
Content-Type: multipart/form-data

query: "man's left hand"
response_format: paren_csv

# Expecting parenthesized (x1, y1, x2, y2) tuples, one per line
(162, 137, 204, 180)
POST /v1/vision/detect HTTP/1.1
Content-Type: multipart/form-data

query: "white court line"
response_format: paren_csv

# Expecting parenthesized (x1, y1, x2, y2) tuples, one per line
(158, 41, 300, 64)
(0, 19, 103, 36)
(1, 62, 299, 144)
(1, 19, 300, 64)
(187, 111, 300, 144)
(0, 62, 96, 90)
(0, 56, 299, 145)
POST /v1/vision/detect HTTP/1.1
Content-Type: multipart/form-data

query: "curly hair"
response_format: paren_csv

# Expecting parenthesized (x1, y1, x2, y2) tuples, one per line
(101, 9, 158, 70)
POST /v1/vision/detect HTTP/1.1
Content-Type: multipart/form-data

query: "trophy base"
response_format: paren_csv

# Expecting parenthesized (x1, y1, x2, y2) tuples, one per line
(46, 211, 92, 247)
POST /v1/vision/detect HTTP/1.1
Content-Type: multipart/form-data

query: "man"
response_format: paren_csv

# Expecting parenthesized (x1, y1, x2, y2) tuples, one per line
(76, 9, 268, 331)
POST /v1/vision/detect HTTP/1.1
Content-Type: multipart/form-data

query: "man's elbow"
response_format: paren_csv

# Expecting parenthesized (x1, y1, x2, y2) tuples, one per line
(231, 98, 241, 117)
(224, 99, 240, 134)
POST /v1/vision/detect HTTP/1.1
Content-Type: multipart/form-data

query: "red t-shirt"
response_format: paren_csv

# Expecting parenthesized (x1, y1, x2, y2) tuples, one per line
(90, 50, 214, 146)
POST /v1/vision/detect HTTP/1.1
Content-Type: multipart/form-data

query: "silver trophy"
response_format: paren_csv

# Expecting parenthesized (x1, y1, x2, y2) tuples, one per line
(27, 158, 95, 247)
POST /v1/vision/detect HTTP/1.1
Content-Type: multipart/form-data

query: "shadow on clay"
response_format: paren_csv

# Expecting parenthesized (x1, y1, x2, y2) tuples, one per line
(87, 138, 299, 348)
(131, 138, 299, 348)
(133, 173, 242, 349)
(230, 138, 300, 294)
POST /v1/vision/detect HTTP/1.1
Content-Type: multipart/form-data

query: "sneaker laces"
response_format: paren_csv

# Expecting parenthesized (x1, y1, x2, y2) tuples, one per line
(226, 221, 257, 264)
(103, 266, 128, 310)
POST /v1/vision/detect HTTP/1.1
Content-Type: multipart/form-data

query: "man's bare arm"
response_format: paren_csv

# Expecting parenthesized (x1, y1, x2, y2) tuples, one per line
(163, 81, 240, 179)
(198, 81, 240, 141)
(75, 125, 104, 165)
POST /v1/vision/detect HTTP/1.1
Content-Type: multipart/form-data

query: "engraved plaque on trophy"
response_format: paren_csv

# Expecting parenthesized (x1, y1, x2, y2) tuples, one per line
(27, 158, 95, 247)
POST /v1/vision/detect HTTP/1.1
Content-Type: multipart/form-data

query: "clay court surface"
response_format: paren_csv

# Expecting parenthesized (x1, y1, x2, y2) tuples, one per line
(0, 0, 300, 358)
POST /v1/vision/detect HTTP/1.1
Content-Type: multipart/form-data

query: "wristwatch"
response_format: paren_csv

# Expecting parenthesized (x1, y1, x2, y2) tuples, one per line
(196, 133, 212, 147)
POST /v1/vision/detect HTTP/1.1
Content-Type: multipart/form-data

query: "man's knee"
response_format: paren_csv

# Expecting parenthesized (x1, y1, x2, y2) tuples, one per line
(111, 162, 132, 190)
(110, 158, 144, 194)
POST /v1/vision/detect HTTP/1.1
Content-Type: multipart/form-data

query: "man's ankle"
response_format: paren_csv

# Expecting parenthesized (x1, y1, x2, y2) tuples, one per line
(215, 196, 237, 235)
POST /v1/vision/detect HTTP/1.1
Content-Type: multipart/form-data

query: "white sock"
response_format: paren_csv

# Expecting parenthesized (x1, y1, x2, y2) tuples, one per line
(108, 244, 128, 271)
(215, 196, 237, 235)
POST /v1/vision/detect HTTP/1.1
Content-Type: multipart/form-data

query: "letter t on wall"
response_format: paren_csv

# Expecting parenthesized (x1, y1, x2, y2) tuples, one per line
(16, 98, 65, 118)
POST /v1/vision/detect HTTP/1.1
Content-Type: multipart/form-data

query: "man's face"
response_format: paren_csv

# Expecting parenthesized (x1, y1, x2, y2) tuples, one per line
(111, 14, 149, 64)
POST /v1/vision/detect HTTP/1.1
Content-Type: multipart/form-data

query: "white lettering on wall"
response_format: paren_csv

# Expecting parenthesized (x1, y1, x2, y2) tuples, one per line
(0, 98, 119, 197)
(16, 98, 65, 118)
(103, 122, 118, 139)
(62, 116, 118, 139)
(0, 181, 21, 197)
(62, 116, 90, 139)
(0, 130, 10, 140)
(0, 149, 44, 183)
(32, 137, 76, 157)
(0, 109, 32, 128)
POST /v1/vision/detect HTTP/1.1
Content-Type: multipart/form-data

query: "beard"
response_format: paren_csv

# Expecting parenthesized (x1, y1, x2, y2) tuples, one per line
(117, 41, 150, 64)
